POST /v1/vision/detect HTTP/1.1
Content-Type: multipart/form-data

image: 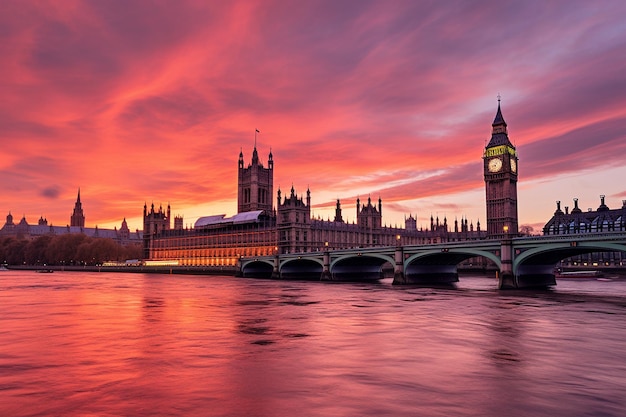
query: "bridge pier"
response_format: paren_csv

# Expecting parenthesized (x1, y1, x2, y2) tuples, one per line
(271, 253, 281, 279)
(321, 249, 332, 280)
(392, 244, 406, 284)
(498, 237, 517, 289)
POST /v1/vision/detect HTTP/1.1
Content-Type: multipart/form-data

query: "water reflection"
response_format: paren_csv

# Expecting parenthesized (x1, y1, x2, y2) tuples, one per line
(0, 271, 625, 416)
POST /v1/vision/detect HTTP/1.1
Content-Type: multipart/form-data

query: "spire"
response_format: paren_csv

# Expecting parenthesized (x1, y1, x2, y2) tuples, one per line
(486, 96, 513, 148)
(492, 95, 507, 128)
(268, 147, 274, 169)
(251, 129, 260, 164)
(77, 188, 81, 203)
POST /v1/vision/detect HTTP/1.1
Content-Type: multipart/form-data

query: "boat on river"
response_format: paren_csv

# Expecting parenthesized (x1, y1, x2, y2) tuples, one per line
(555, 270, 603, 279)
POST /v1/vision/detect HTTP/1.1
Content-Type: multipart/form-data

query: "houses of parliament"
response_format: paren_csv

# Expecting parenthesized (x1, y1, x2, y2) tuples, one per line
(141, 105, 523, 267)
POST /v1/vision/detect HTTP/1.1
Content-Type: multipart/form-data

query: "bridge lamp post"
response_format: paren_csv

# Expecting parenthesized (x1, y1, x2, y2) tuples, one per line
(396, 234, 401, 247)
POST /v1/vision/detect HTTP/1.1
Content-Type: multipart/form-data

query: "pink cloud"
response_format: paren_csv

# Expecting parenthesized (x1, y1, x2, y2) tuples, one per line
(1, 1, 625, 231)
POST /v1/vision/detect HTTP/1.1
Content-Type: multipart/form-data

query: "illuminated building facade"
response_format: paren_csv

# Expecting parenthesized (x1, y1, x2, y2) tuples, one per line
(144, 147, 279, 266)
(483, 100, 519, 239)
(143, 144, 487, 266)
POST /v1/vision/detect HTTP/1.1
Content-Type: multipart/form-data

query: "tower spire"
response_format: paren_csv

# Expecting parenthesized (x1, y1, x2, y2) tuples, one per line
(252, 129, 259, 164)
(488, 96, 512, 145)
(492, 95, 507, 129)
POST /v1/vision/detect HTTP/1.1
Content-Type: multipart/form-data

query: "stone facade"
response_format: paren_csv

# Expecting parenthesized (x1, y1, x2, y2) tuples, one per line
(143, 142, 487, 266)
(483, 101, 519, 239)
(543, 196, 626, 235)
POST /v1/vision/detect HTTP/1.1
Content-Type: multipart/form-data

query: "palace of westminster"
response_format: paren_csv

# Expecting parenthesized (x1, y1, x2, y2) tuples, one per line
(3, 103, 626, 267)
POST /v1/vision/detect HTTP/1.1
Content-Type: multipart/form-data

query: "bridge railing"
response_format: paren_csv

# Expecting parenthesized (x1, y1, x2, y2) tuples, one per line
(514, 231, 626, 243)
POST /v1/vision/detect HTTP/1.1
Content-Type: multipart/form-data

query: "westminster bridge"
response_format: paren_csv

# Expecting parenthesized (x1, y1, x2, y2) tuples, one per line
(237, 232, 626, 289)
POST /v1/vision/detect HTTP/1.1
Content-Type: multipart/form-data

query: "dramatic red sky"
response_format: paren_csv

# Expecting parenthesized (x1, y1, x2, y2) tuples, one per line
(2, 1, 625, 234)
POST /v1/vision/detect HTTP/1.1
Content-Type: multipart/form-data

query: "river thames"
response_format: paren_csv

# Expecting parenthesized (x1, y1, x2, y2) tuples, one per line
(1, 270, 625, 416)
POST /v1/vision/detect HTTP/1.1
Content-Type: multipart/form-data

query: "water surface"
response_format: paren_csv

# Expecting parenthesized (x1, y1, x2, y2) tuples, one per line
(1, 271, 625, 416)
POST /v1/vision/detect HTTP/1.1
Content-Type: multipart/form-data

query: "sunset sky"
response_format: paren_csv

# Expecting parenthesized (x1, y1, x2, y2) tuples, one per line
(2, 1, 625, 234)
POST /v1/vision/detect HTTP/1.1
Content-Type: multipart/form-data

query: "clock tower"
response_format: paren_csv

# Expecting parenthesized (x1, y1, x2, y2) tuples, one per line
(484, 99, 518, 239)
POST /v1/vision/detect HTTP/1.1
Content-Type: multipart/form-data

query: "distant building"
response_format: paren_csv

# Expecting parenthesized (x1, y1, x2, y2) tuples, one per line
(543, 196, 626, 267)
(70, 189, 85, 227)
(543, 196, 626, 234)
(0, 191, 142, 245)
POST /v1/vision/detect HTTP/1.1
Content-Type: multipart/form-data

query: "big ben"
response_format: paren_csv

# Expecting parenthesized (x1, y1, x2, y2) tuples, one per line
(484, 99, 518, 239)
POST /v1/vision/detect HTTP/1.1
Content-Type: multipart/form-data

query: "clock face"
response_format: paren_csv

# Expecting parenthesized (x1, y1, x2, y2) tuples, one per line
(488, 158, 502, 173)
(510, 158, 517, 173)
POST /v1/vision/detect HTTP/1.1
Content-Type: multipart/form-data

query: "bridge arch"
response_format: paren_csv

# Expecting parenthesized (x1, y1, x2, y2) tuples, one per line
(402, 248, 501, 284)
(330, 253, 394, 281)
(240, 259, 274, 278)
(514, 241, 626, 286)
(279, 257, 324, 280)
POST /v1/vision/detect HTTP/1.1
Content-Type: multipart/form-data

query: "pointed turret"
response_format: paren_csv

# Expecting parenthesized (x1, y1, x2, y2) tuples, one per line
(70, 188, 85, 228)
(334, 199, 344, 223)
(252, 147, 259, 165)
(486, 98, 514, 148)
(492, 100, 507, 130)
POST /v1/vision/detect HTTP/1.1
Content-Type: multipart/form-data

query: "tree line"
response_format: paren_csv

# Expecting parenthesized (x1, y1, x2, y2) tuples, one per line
(0, 234, 143, 266)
